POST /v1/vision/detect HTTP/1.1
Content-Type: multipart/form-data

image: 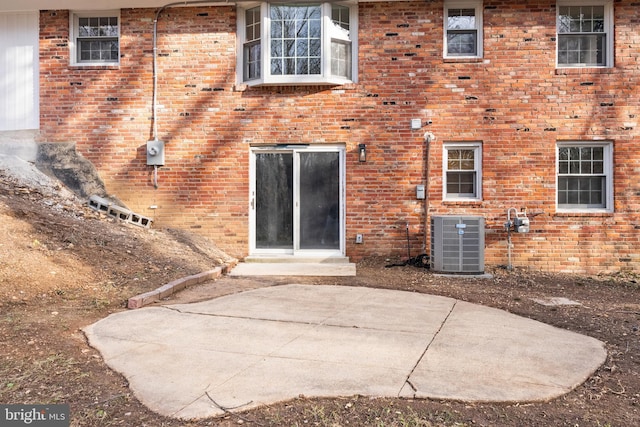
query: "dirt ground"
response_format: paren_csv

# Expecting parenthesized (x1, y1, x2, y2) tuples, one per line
(1, 168, 639, 427)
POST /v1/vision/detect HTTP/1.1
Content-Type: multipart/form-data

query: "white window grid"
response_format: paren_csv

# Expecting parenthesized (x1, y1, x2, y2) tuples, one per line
(269, 4, 322, 76)
(444, 0, 483, 59)
(237, 2, 357, 86)
(443, 142, 482, 201)
(69, 10, 120, 66)
(556, 141, 613, 212)
(244, 7, 262, 80)
(556, 0, 614, 68)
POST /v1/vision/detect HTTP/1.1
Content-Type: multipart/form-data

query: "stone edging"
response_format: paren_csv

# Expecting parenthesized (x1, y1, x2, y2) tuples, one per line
(127, 261, 237, 309)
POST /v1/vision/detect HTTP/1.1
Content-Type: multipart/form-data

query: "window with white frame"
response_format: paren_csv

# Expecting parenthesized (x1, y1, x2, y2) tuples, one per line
(238, 2, 357, 86)
(443, 143, 482, 200)
(556, 1, 613, 67)
(444, 0, 483, 58)
(70, 11, 120, 66)
(557, 142, 613, 211)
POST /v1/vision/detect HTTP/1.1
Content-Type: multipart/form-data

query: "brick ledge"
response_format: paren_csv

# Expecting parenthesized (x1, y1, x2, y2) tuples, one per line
(127, 261, 238, 309)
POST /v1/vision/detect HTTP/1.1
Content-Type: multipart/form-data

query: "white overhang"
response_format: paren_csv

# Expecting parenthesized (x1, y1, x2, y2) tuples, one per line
(1, 0, 405, 13)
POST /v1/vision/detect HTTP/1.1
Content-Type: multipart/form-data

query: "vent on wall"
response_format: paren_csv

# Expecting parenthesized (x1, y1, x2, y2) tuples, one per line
(431, 215, 485, 274)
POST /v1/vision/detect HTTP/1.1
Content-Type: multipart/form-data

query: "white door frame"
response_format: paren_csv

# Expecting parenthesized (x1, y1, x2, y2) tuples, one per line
(249, 144, 346, 258)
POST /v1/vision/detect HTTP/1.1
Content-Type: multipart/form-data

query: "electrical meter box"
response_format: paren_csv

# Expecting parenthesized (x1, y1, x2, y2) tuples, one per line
(146, 140, 165, 166)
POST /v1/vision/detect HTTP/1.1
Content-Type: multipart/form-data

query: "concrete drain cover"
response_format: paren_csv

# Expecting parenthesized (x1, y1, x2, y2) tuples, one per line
(533, 297, 582, 307)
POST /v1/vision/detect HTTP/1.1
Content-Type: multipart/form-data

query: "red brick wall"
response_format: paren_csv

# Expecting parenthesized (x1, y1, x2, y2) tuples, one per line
(38, 2, 640, 273)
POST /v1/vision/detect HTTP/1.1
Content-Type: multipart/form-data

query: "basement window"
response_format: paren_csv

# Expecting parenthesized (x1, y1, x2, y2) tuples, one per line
(70, 10, 120, 66)
(237, 2, 358, 86)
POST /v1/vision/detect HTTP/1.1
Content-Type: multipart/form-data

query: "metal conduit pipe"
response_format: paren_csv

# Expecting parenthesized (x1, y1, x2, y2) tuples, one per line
(152, 0, 261, 141)
(423, 132, 434, 258)
(152, 1, 224, 142)
(151, 1, 255, 187)
(149, 0, 339, 187)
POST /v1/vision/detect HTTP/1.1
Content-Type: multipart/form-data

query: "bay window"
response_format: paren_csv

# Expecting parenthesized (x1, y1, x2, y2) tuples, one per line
(238, 2, 357, 86)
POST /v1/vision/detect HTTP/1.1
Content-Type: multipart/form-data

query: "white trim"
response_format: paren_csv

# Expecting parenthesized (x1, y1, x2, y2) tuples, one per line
(2, 0, 405, 13)
(443, 0, 483, 59)
(555, 141, 613, 213)
(442, 142, 483, 201)
(69, 10, 121, 67)
(2, 2, 184, 12)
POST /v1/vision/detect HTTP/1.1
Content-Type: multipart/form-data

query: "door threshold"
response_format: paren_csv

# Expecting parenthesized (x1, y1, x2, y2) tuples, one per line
(244, 255, 350, 264)
(231, 259, 356, 276)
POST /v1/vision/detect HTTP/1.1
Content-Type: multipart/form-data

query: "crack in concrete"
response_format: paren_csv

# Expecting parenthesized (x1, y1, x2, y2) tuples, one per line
(164, 305, 327, 327)
(399, 300, 458, 397)
(163, 305, 429, 334)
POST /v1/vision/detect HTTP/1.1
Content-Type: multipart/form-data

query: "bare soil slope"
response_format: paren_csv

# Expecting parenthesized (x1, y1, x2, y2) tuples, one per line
(1, 168, 639, 426)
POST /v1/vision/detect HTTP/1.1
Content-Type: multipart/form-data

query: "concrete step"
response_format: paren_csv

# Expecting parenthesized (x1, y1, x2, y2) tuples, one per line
(244, 256, 351, 264)
(229, 262, 356, 277)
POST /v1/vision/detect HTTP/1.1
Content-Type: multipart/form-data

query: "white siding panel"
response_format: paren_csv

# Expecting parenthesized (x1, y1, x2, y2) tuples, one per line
(0, 12, 39, 131)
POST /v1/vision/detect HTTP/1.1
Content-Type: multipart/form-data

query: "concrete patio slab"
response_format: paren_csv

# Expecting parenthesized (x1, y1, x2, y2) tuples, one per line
(83, 284, 607, 420)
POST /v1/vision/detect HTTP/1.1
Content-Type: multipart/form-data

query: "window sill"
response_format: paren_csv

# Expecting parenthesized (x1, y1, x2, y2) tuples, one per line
(555, 67, 614, 75)
(554, 210, 613, 217)
(442, 199, 483, 205)
(234, 82, 357, 92)
(443, 57, 484, 64)
(242, 76, 354, 87)
(69, 64, 120, 70)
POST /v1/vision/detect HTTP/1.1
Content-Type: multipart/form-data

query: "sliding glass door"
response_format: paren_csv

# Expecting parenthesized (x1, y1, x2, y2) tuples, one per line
(251, 145, 344, 256)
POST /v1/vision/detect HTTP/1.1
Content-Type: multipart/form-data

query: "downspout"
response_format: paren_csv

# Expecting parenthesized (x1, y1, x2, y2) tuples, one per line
(423, 132, 434, 257)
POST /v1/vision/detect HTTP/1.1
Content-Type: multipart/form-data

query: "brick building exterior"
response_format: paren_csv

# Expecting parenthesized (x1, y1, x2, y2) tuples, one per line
(5, 1, 640, 273)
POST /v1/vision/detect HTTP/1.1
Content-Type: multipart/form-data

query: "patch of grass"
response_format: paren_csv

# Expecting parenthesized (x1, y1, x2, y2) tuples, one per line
(0, 353, 83, 403)
(91, 297, 112, 309)
(288, 400, 472, 427)
(302, 404, 342, 426)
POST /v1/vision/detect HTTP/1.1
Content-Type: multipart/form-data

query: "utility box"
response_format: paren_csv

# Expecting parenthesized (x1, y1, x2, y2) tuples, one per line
(431, 215, 485, 274)
(146, 140, 165, 166)
(513, 212, 530, 233)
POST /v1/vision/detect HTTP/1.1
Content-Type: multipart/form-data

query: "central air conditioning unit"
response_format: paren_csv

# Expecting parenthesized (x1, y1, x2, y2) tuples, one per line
(431, 215, 485, 274)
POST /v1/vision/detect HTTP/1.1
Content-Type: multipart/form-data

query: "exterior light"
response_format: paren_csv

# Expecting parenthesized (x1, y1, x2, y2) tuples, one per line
(358, 144, 366, 162)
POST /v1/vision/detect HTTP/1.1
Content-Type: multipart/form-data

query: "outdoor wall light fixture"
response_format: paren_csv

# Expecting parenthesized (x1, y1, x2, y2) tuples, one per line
(358, 144, 367, 162)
